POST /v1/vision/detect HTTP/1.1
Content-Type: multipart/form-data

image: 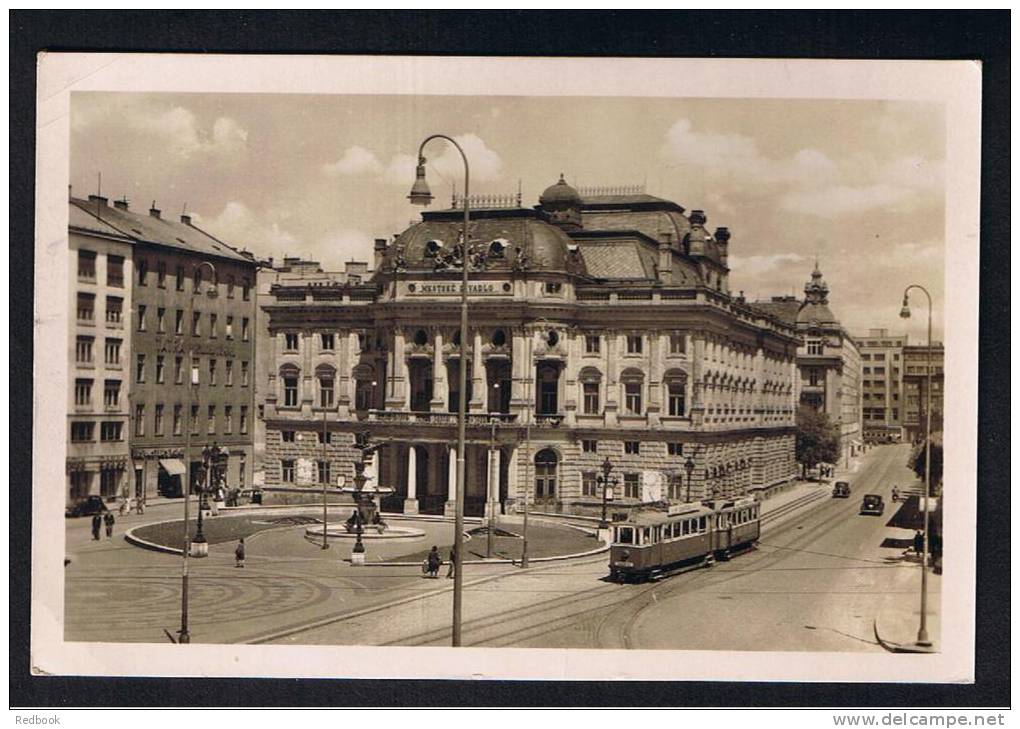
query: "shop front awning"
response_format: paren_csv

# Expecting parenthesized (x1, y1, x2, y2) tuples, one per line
(159, 458, 187, 476)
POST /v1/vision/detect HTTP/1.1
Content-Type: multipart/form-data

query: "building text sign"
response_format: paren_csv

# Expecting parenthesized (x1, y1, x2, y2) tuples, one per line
(405, 281, 513, 297)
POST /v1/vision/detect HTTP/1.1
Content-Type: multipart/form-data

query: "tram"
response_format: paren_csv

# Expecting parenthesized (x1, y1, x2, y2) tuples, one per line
(607, 497, 761, 582)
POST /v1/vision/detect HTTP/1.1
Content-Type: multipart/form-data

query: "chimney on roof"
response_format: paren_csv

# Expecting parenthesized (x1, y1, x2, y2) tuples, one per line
(88, 194, 109, 207)
(374, 238, 388, 271)
(113, 198, 128, 210)
(689, 209, 706, 226)
(714, 226, 730, 266)
(149, 201, 161, 219)
(657, 232, 673, 285)
(180, 213, 192, 225)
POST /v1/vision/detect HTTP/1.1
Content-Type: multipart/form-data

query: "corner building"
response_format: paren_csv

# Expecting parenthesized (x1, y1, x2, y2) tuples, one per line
(259, 180, 800, 517)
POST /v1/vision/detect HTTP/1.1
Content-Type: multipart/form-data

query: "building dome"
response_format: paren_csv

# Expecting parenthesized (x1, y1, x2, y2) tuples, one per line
(539, 174, 582, 207)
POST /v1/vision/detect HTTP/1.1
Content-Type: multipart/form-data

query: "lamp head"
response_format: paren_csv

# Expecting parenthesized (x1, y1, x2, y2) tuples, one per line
(899, 293, 911, 319)
(601, 456, 613, 474)
(407, 159, 433, 206)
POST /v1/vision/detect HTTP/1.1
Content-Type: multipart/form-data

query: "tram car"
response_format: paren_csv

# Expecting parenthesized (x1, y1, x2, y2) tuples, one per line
(608, 497, 761, 582)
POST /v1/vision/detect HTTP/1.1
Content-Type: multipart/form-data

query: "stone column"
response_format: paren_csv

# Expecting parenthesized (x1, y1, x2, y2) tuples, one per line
(505, 444, 519, 512)
(647, 332, 663, 426)
(346, 331, 360, 409)
(509, 328, 526, 413)
(337, 330, 351, 418)
(431, 329, 447, 412)
(604, 331, 619, 427)
(485, 447, 502, 517)
(404, 445, 419, 514)
(444, 445, 457, 516)
(387, 328, 409, 411)
(470, 331, 486, 412)
(691, 334, 705, 427)
(563, 332, 580, 427)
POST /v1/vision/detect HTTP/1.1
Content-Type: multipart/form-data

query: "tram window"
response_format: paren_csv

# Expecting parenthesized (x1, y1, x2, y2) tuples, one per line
(699, 517, 707, 532)
(642, 528, 651, 544)
(616, 527, 634, 544)
(673, 522, 682, 538)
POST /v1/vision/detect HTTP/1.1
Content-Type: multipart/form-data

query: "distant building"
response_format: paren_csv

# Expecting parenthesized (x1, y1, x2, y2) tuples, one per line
(853, 328, 909, 442)
(68, 195, 258, 506)
(902, 342, 944, 441)
(256, 179, 800, 517)
(753, 263, 863, 465)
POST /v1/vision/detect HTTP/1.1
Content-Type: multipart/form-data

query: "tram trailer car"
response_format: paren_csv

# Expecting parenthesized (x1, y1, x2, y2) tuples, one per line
(608, 497, 760, 582)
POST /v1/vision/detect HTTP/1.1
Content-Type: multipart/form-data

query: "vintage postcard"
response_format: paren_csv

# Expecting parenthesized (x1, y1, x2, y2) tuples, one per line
(32, 54, 980, 681)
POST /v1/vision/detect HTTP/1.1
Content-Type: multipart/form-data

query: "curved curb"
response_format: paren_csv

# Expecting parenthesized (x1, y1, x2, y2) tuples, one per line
(872, 617, 936, 654)
(124, 526, 183, 556)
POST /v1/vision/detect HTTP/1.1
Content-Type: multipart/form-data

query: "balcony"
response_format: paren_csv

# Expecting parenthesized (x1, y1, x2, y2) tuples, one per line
(368, 410, 518, 427)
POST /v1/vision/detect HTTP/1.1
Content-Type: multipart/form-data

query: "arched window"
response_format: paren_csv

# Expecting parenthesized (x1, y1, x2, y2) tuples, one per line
(316, 364, 336, 408)
(664, 368, 688, 417)
(534, 449, 558, 499)
(579, 366, 602, 415)
(536, 362, 560, 415)
(621, 367, 644, 415)
(280, 364, 300, 408)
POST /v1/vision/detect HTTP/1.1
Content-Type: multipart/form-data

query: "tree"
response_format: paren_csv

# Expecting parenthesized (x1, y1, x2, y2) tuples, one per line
(910, 431, 943, 494)
(795, 405, 840, 477)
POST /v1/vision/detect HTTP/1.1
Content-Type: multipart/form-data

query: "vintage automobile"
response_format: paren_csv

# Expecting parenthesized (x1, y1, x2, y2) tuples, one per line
(832, 481, 852, 498)
(859, 493, 885, 516)
(65, 495, 108, 518)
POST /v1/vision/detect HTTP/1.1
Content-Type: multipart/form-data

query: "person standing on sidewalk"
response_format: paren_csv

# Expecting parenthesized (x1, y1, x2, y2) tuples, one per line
(104, 511, 115, 538)
(235, 538, 246, 568)
(426, 545, 441, 578)
(913, 530, 924, 556)
(446, 544, 457, 579)
(90, 513, 102, 541)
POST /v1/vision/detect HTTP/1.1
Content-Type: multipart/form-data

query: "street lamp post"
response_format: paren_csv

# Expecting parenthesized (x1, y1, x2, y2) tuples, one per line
(487, 415, 498, 558)
(321, 405, 329, 549)
(408, 134, 471, 647)
(178, 259, 217, 645)
(596, 456, 617, 528)
(900, 284, 934, 649)
(684, 455, 696, 503)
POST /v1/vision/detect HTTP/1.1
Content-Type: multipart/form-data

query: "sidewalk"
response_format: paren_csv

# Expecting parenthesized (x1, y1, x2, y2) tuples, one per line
(873, 568, 941, 653)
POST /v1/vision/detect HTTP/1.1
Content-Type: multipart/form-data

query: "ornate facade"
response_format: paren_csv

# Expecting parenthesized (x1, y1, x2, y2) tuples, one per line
(257, 179, 800, 517)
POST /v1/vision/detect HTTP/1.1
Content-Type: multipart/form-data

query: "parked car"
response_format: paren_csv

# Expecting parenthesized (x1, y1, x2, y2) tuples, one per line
(65, 495, 108, 518)
(860, 494, 885, 516)
(832, 481, 852, 498)
(237, 488, 264, 505)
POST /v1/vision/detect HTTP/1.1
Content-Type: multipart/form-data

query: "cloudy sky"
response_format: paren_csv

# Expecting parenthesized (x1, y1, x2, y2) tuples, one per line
(71, 92, 945, 340)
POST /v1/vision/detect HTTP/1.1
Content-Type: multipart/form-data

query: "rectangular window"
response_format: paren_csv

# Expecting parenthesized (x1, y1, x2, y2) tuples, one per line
(192, 312, 201, 336)
(582, 382, 600, 415)
(667, 443, 684, 456)
(175, 266, 185, 291)
(77, 250, 96, 281)
(105, 296, 123, 325)
(100, 422, 122, 442)
(227, 276, 235, 299)
(209, 358, 217, 386)
(107, 255, 124, 287)
(173, 404, 182, 436)
(624, 382, 642, 414)
(174, 356, 183, 384)
(285, 333, 299, 351)
(863, 367, 871, 375)
(892, 408, 899, 420)
(669, 333, 686, 355)
(624, 441, 640, 455)
(317, 431, 332, 444)
(241, 361, 250, 387)
(874, 367, 886, 375)
(209, 313, 218, 338)
(225, 359, 234, 386)
(242, 318, 250, 341)
(667, 382, 686, 416)
(154, 404, 164, 436)
(76, 293, 95, 323)
(76, 336, 94, 364)
(317, 460, 331, 485)
(103, 380, 120, 408)
(71, 421, 95, 442)
(74, 378, 92, 406)
(174, 309, 184, 335)
(624, 473, 640, 499)
(584, 335, 600, 354)
(156, 261, 166, 288)
(190, 405, 199, 435)
(321, 333, 335, 351)
(134, 404, 145, 437)
(875, 353, 886, 361)
(104, 338, 120, 366)
(135, 354, 146, 383)
(626, 335, 642, 354)
(226, 316, 234, 339)
(207, 405, 216, 435)
(137, 259, 148, 286)
(806, 339, 823, 355)
(582, 471, 597, 497)
(136, 304, 147, 332)
(284, 376, 299, 407)
(224, 405, 233, 434)
(281, 430, 296, 443)
(239, 405, 248, 434)
(582, 439, 598, 453)
(242, 281, 251, 301)
(155, 355, 165, 384)
(157, 307, 166, 333)
(320, 374, 335, 407)
(281, 460, 295, 483)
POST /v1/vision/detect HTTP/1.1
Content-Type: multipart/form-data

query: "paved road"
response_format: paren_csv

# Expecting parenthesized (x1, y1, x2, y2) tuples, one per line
(278, 444, 936, 651)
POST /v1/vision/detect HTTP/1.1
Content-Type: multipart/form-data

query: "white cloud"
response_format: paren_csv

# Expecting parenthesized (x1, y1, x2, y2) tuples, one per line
(190, 201, 296, 254)
(728, 252, 808, 276)
(322, 145, 384, 177)
(316, 229, 376, 269)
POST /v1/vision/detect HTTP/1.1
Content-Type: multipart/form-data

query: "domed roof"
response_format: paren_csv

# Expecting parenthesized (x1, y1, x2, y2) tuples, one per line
(539, 174, 581, 207)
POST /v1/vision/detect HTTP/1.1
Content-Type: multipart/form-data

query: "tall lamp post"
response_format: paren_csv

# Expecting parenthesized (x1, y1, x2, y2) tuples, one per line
(178, 259, 217, 645)
(321, 405, 330, 549)
(683, 455, 696, 503)
(900, 284, 934, 649)
(408, 134, 471, 648)
(596, 456, 617, 528)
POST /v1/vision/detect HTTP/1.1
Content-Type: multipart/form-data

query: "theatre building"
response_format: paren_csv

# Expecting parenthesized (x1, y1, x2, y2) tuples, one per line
(258, 179, 800, 517)
(69, 195, 258, 503)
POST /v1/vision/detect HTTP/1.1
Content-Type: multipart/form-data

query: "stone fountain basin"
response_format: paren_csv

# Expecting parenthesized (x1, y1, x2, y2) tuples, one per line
(304, 524, 426, 541)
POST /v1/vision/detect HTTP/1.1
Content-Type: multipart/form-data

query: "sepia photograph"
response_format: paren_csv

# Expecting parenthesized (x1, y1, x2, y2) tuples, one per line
(30, 52, 982, 684)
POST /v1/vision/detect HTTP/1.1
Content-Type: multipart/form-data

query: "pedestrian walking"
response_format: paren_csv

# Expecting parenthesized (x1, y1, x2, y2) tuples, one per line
(104, 511, 115, 538)
(447, 544, 457, 579)
(90, 513, 102, 541)
(235, 538, 246, 568)
(913, 530, 924, 556)
(426, 545, 441, 578)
